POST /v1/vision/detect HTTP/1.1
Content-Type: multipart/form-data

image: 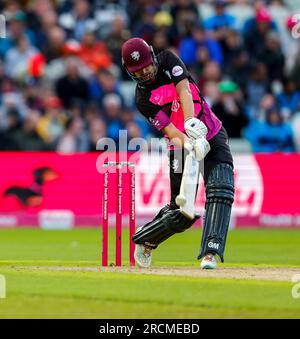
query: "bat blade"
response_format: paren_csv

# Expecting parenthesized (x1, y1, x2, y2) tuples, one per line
(175, 150, 200, 219)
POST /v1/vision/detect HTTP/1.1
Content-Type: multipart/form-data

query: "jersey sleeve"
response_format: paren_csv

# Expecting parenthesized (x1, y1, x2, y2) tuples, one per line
(136, 99, 171, 132)
(159, 50, 190, 86)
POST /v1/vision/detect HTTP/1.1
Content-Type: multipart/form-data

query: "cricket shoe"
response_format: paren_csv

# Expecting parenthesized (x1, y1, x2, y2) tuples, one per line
(133, 226, 153, 268)
(134, 244, 152, 268)
(200, 253, 217, 269)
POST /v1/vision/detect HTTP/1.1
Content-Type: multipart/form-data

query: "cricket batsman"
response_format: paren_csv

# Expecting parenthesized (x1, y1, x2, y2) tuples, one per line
(121, 38, 234, 269)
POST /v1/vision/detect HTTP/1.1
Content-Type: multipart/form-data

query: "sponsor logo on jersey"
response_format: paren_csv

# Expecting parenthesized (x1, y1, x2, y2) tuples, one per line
(171, 99, 180, 112)
(149, 117, 160, 128)
(172, 65, 183, 77)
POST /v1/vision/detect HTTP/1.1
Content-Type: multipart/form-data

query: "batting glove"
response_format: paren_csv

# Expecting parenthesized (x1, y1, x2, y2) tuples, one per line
(193, 137, 211, 161)
(184, 117, 208, 140)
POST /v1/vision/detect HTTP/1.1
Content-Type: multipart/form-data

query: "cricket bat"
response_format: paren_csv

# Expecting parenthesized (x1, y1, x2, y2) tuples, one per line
(175, 143, 200, 219)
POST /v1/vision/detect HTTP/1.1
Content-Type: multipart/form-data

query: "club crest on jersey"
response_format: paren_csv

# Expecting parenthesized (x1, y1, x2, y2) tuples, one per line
(172, 159, 179, 172)
(172, 65, 183, 77)
(131, 51, 140, 61)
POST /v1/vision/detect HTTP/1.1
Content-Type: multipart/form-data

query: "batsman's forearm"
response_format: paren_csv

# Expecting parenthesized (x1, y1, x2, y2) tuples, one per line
(180, 88, 195, 121)
(176, 79, 195, 121)
(163, 123, 188, 147)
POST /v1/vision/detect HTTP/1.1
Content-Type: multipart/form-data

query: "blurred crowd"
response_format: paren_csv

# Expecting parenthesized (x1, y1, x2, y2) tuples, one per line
(0, 0, 300, 153)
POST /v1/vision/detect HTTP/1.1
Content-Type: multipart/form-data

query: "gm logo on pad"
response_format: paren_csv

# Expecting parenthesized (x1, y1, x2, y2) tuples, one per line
(208, 242, 219, 250)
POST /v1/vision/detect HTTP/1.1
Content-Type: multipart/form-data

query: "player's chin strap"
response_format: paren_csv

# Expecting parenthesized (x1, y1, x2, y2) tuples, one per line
(132, 207, 200, 249)
(198, 163, 234, 262)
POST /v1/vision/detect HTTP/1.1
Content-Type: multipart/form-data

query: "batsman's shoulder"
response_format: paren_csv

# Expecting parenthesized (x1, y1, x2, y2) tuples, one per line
(158, 49, 175, 60)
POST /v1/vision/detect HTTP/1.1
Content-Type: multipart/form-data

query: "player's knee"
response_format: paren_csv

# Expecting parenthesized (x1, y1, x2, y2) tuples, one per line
(168, 211, 200, 233)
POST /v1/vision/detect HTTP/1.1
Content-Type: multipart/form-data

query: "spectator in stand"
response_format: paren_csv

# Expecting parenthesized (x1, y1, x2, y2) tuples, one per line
(36, 96, 66, 146)
(226, 0, 254, 31)
(4, 35, 39, 80)
(276, 78, 300, 119)
(126, 120, 142, 140)
(56, 116, 86, 153)
(11, 109, 50, 151)
(42, 26, 66, 62)
(244, 7, 277, 63)
(132, 7, 156, 43)
(261, 31, 284, 82)
(102, 93, 123, 142)
(88, 117, 107, 151)
(0, 10, 36, 59)
(23, 79, 44, 111)
(169, 0, 200, 45)
(222, 29, 249, 90)
(58, 0, 98, 41)
(78, 30, 112, 73)
(93, 0, 128, 40)
(0, 108, 23, 150)
(204, 0, 237, 44)
(153, 11, 173, 45)
(179, 24, 223, 69)
(26, 0, 56, 31)
(0, 0, 21, 18)
(245, 106, 295, 152)
(212, 80, 248, 138)
(105, 15, 131, 70)
(67, 98, 85, 119)
(190, 44, 211, 81)
(243, 3, 278, 36)
(39, 9, 58, 41)
(55, 57, 90, 108)
(126, 0, 151, 32)
(152, 30, 170, 54)
(198, 61, 222, 92)
(120, 109, 151, 140)
(0, 75, 15, 94)
(83, 102, 102, 124)
(0, 90, 27, 125)
(89, 68, 124, 108)
(202, 81, 220, 107)
(245, 63, 270, 113)
(171, 0, 199, 23)
(255, 93, 277, 121)
(24, 0, 57, 51)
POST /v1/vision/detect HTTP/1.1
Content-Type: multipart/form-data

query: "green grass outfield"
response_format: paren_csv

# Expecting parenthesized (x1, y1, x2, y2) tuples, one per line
(0, 228, 300, 318)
